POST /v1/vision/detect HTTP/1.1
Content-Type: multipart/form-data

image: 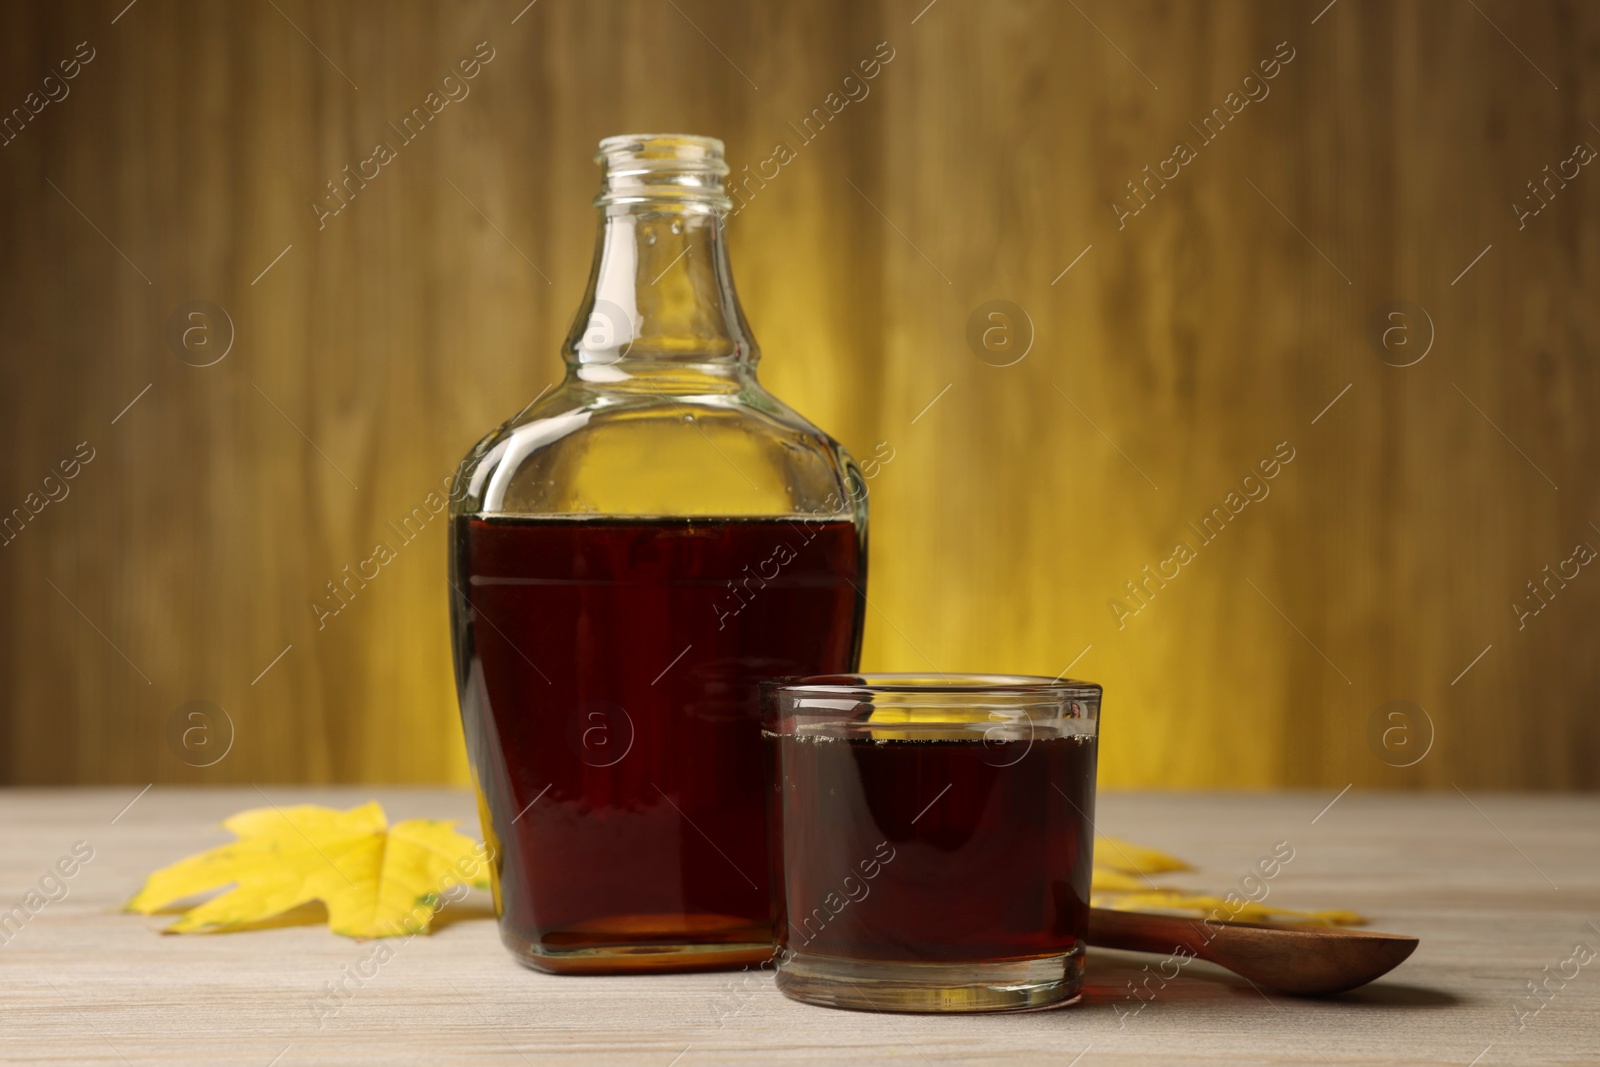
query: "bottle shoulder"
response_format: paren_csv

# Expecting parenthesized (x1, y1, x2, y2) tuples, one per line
(452, 373, 864, 524)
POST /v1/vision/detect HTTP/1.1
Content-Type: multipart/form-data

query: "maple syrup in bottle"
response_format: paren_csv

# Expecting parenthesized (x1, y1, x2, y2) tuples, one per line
(448, 135, 867, 974)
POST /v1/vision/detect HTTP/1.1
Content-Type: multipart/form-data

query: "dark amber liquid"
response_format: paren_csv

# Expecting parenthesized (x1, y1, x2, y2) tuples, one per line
(770, 729, 1096, 962)
(452, 515, 864, 972)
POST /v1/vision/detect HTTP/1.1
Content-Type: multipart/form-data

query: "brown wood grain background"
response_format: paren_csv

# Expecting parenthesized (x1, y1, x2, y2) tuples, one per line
(0, 0, 1594, 788)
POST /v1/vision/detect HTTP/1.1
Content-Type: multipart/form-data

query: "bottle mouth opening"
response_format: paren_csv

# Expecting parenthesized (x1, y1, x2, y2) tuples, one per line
(595, 133, 732, 210)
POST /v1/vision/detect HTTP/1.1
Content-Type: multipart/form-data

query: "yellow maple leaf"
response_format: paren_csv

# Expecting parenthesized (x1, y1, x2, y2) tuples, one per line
(1087, 837, 1367, 926)
(1090, 866, 1150, 894)
(1093, 890, 1365, 927)
(1094, 835, 1194, 876)
(126, 802, 491, 938)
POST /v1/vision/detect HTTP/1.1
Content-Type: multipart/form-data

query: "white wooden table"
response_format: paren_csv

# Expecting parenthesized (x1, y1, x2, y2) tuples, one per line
(2, 788, 1595, 1065)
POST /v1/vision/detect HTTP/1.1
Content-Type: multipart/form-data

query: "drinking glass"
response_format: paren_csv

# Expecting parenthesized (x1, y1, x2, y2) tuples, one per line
(763, 673, 1101, 1012)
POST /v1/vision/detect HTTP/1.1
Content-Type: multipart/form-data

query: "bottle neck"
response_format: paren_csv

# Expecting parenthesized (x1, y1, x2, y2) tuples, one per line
(565, 135, 757, 372)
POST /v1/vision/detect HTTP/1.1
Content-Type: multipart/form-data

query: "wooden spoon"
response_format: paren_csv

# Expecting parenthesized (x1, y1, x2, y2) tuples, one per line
(1087, 906, 1419, 995)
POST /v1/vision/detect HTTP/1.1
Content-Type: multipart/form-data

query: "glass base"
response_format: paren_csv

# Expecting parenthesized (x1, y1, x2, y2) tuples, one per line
(501, 920, 774, 975)
(776, 947, 1085, 1013)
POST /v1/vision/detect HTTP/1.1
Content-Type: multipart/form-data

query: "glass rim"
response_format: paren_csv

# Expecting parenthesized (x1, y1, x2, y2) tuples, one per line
(593, 132, 733, 211)
(761, 672, 1102, 700)
(596, 132, 727, 161)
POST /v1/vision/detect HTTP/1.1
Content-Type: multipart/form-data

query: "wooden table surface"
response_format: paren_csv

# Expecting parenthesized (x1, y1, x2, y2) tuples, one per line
(1, 788, 1595, 1065)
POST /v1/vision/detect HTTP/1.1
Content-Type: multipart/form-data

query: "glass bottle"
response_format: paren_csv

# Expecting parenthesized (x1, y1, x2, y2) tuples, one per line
(448, 134, 868, 974)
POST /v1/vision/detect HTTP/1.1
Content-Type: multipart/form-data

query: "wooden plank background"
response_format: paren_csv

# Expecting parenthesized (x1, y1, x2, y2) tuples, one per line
(0, 0, 1594, 788)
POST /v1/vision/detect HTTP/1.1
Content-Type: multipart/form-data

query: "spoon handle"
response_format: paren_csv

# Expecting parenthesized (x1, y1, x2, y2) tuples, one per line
(1087, 906, 1219, 958)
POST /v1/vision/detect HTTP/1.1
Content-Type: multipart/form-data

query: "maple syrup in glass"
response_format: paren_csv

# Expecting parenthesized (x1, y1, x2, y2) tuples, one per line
(764, 675, 1100, 1012)
(448, 135, 867, 974)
